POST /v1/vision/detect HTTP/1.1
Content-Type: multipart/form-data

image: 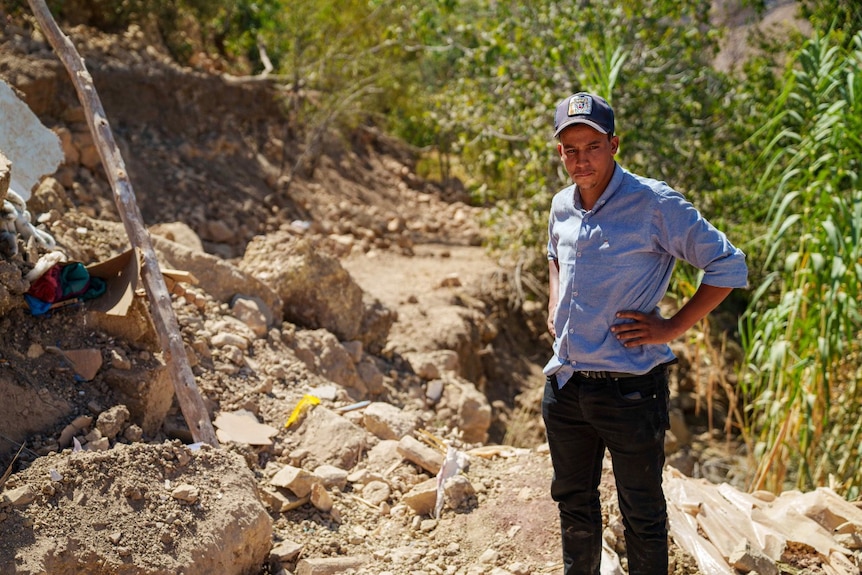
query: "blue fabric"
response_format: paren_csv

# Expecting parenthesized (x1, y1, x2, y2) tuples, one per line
(545, 164, 748, 383)
(24, 294, 53, 316)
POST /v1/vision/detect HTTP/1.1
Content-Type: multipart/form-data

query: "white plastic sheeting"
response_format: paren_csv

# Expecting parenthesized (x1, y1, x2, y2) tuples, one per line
(664, 468, 862, 575)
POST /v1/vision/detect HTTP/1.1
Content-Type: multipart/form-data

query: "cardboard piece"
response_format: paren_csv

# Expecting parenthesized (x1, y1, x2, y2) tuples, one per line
(86, 249, 139, 316)
(214, 410, 279, 446)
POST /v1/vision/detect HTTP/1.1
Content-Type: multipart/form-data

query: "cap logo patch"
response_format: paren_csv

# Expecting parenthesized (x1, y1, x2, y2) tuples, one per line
(567, 95, 592, 117)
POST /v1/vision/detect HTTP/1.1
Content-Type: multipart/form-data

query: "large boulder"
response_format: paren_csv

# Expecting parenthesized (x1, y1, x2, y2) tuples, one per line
(241, 234, 394, 350)
(241, 235, 363, 340)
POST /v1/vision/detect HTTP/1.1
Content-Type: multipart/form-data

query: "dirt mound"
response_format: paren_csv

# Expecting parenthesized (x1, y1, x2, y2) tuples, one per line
(1, 442, 271, 575)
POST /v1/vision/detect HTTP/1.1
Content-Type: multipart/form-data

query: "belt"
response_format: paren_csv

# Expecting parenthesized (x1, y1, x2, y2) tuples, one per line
(574, 370, 643, 379)
(574, 361, 674, 380)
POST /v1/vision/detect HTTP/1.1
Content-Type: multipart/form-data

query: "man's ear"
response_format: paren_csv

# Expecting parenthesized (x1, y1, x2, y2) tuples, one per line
(557, 142, 565, 158)
(610, 136, 620, 154)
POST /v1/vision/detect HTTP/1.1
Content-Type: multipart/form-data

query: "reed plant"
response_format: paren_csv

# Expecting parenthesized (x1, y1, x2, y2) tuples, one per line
(738, 31, 862, 498)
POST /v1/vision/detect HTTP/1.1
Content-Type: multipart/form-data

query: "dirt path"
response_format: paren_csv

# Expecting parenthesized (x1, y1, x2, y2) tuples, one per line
(343, 243, 503, 309)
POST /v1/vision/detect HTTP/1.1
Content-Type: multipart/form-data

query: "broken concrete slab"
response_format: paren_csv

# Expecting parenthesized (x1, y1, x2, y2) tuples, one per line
(0, 80, 63, 201)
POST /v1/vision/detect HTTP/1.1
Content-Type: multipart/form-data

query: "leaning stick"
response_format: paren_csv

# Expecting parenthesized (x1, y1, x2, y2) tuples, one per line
(27, 0, 219, 447)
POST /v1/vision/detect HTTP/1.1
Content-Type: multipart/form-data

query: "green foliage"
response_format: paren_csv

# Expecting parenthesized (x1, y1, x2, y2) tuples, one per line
(386, 0, 736, 299)
(738, 30, 862, 496)
(799, 0, 862, 44)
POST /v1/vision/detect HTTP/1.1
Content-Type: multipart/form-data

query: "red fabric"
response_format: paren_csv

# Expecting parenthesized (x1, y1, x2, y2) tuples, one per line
(27, 264, 63, 303)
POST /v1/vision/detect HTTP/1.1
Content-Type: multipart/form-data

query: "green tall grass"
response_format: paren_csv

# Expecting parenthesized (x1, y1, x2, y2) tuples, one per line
(738, 31, 862, 498)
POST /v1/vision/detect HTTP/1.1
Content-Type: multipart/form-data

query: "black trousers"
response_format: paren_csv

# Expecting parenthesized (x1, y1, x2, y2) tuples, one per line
(542, 368, 670, 575)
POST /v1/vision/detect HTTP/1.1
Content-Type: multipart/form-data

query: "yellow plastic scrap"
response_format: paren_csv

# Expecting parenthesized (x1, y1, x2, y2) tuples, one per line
(284, 394, 320, 429)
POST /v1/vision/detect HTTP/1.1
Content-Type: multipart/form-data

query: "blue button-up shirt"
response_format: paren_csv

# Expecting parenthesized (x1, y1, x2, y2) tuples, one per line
(544, 164, 748, 386)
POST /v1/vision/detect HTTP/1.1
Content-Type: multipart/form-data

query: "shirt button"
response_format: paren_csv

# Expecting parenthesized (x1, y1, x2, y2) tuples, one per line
(576, 251, 582, 257)
(568, 328, 574, 334)
(572, 291, 578, 297)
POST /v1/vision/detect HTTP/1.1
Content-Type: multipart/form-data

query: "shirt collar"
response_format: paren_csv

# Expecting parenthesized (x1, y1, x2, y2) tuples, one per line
(573, 162, 622, 213)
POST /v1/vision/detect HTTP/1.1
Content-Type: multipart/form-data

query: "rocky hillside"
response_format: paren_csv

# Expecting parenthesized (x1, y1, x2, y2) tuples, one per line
(1, 12, 860, 575)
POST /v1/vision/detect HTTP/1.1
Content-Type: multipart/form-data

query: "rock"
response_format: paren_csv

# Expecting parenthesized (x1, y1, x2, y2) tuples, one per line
(58, 414, 94, 448)
(109, 349, 132, 370)
(397, 435, 444, 475)
(149, 221, 205, 252)
(358, 296, 397, 354)
(290, 406, 368, 470)
(2, 485, 37, 506)
(271, 539, 304, 563)
(294, 330, 366, 397)
(211, 331, 250, 350)
(356, 360, 385, 395)
(231, 295, 270, 337)
(404, 350, 459, 380)
(361, 480, 391, 506)
(152, 234, 284, 319)
(402, 478, 437, 515)
(295, 556, 370, 575)
(270, 465, 321, 498)
(171, 483, 200, 504)
(101, 362, 174, 435)
(96, 404, 130, 440)
(310, 483, 333, 512)
(364, 439, 403, 473)
(444, 475, 476, 511)
(362, 402, 417, 440)
(242, 235, 365, 341)
(312, 464, 349, 491)
(259, 487, 308, 512)
(439, 375, 492, 444)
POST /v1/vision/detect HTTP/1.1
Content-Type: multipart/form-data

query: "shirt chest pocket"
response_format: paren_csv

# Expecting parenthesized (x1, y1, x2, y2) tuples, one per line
(584, 226, 657, 269)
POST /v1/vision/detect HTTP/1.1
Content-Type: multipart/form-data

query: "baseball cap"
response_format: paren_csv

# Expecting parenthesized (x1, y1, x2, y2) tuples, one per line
(553, 92, 615, 137)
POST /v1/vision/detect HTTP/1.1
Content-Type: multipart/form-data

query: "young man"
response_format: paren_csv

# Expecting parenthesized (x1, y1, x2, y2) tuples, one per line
(542, 92, 748, 575)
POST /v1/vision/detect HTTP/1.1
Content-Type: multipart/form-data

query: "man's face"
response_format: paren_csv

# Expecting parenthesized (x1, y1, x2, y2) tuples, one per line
(557, 124, 618, 198)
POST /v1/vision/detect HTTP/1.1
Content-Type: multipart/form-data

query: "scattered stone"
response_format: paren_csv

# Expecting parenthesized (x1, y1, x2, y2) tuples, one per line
(2, 485, 36, 506)
(295, 555, 370, 575)
(312, 464, 349, 491)
(271, 464, 320, 498)
(361, 480, 391, 506)
(171, 484, 200, 504)
(271, 539, 304, 563)
(362, 401, 417, 440)
(310, 483, 333, 512)
(96, 404, 130, 440)
(402, 478, 437, 516)
(259, 487, 309, 513)
(397, 435, 444, 475)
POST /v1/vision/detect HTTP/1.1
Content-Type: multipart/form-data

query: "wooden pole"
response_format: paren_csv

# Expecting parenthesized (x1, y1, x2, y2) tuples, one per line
(27, 0, 220, 447)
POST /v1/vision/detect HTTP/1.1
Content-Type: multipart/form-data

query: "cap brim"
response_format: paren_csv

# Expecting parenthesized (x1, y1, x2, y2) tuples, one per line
(554, 118, 609, 137)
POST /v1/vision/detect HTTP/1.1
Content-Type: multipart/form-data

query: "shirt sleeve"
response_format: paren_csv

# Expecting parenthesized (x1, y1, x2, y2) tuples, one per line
(654, 187, 749, 289)
(547, 197, 559, 261)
